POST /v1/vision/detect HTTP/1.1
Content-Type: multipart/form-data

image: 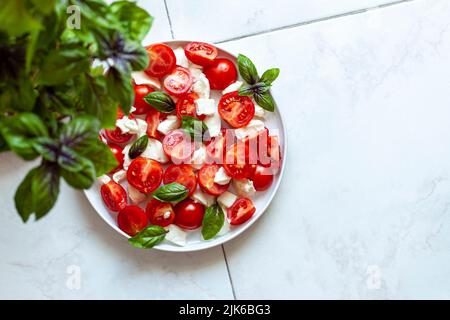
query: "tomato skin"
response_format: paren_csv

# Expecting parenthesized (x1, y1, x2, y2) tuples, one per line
(145, 108, 162, 139)
(218, 91, 255, 128)
(101, 181, 127, 212)
(163, 164, 197, 196)
(163, 66, 193, 97)
(162, 129, 195, 162)
(227, 198, 256, 225)
(145, 43, 176, 78)
(176, 92, 205, 121)
(117, 205, 148, 236)
(204, 58, 238, 90)
(132, 84, 154, 115)
(223, 143, 256, 179)
(198, 164, 230, 196)
(146, 198, 175, 227)
(174, 199, 205, 230)
(104, 110, 134, 144)
(260, 136, 281, 173)
(184, 42, 218, 66)
(109, 144, 124, 173)
(250, 165, 274, 191)
(127, 158, 163, 194)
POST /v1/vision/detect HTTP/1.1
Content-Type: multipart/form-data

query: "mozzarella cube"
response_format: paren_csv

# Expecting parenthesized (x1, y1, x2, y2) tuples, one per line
(131, 71, 162, 90)
(112, 170, 127, 183)
(141, 138, 169, 163)
(157, 115, 180, 135)
(254, 104, 266, 119)
(234, 119, 265, 140)
(191, 188, 216, 206)
(116, 116, 138, 135)
(136, 119, 148, 137)
(195, 98, 216, 116)
(190, 145, 206, 170)
(189, 66, 203, 80)
(217, 191, 237, 208)
(192, 73, 210, 99)
(233, 179, 256, 197)
(128, 185, 148, 204)
(165, 224, 187, 246)
(122, 144, 132, 170)
(214, 167, 231, 185)
(174, 47, 190, 68)
(222, 80, 243, 95)
(204, 111, 221, 137)
(98, 174, 111, 185)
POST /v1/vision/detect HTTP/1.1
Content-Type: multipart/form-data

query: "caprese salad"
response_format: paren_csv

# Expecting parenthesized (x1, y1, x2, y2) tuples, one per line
(98, 41, 281, 248)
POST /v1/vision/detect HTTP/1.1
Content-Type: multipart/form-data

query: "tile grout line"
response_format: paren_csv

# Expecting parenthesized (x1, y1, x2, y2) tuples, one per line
(215, 0, 416, 44)
(221, 245, 237, 300)
(163, 0, 175, 39)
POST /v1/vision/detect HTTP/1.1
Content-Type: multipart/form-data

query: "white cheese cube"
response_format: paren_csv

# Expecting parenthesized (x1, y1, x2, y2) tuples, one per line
(234, 119, 265, 140)
(98, 175, 111, 185)
(192, 73, 210, 99)
(141, 138, 169, 163)
(128, 185, 148, 203)
(122, 144, 132, 170)
(204, 111, 221, 137)
(190, 145, 206, 170)
(165, 224, 187, 246)
(195, 98, 216, 116)
(174, 47, 190, 68)
(217, 191, 237, 208)
(222, 80, 243, 95)
(112, 170, 127, 183)
(157, 115, 180, 135)
(233, 179, 256, 197)
(131, 71, 162, 90)
(191, 188, 216, 207)
(116, 116, 138, 135)
(254, 104, 266, 119)
(136, 119, 148, 137)
(189, 66, 203, 80)
(213, 167, 231, 185)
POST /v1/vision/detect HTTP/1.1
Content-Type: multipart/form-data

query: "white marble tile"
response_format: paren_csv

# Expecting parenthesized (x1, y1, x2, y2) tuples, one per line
(165, 0, 401, 42)
(220, 0, 450, 299)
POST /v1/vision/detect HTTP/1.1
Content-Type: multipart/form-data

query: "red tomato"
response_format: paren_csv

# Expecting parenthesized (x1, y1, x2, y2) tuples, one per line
(132, 84, 154, 115)
(218, 91, 255, 128)
(198, 164, 230, 196)
(250, 165, 274, 191)
(109, 144, 124, 173)
(127, 158, 163, 194)
(145, 43, 176, 78)
(204, 58, 237, 90)
(101, 181, 127, 212)
(163, 66, 193, 97)
(205, 134, 225, 164)
(162, 129, 195, 162)
(223, 143, 256, 179)
(184, 42, 218, 66)
(260, 136, 281, 172)
(242, 127, 269, 165)
(145, 108, 162, 139)
(117, 205, 148, 236)
(163, 164, 197, 196)
(174, 199, 205, 230)
(146, 198, 175, 227)
(227, 198, 256, 225)
(104, 110, 134, 144)
(176, 92, 205, 120)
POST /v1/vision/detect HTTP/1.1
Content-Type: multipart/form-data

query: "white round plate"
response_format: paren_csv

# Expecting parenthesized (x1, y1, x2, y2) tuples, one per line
(84, 40, 287, 252)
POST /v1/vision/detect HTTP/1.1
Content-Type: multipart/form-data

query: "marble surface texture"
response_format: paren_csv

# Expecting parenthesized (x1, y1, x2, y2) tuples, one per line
(1, 0, 450, 299)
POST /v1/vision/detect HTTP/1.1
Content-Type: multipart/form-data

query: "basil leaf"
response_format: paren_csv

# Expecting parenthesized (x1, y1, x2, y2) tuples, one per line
(260, 68, 280, 85)
(129, 135, 148, 159)
(32, 137, 59, 162)
(105, 67, 134, 114)
(0, 0, 41, 37)
(238, 86, 254, 97)
(61, 159, 96, 190)
(144, 91, 176, 113)
(128, 225, 168, 249)
(85, 141, 119, 177)
(181, 116, 208, 139)
(254, 91, 275, 112)
(14, 167, 38, 222)
(201, 204, 225, 240)
(237, 54, 259, 85)
(153, 183, 189, 203)
(238, 82, 270, 97)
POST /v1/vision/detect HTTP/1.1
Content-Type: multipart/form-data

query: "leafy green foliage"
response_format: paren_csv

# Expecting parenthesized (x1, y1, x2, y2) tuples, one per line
(0, 0, 153, 221)
(201, 204, 225, 240)
(128, 225, 168, 249)
(152, 183, 189, 203)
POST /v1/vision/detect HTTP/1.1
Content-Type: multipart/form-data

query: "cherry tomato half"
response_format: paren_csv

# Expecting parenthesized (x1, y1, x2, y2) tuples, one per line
(101, 181, 127, 212)
(127, 157, 163, 194)
(184, 42, 218, 66)
(250, 165, 274, 191)
(198, 164, 230, 196)
(260, 136, 281, 173)
(104, 110, 134, 144)
(146, 198, 175, 227)
(223, 143, 256, 179)
(132, 84, 154, 115)
(176, 92, 205, 120)
(117, 205, 148, 236)
(145, 108, 162, 139)
(145, 43, 176, 78)
(204, 58, 237, 90)
(109, 144, 124, 173)
(162, 129, 195, 163)
(163, 66, 193, 97)
(227, 198, 256, 225)
(163, 164, 197, 196)
(218, 91, 255, 128)
(174, 199, 205, 230)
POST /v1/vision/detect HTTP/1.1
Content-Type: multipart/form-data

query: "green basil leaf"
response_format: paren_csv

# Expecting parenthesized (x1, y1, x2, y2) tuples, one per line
(152, 183, 189, 203)
(201, 204, 225, 240)
(143, 91, 176, 113)
(128, 225, 168, 249)
(0, 0, 41, 36)
(181, 116, 208, 139)
(59, 115, 100, 151)
(254, 91, 275, 112)
(32, 137, 58, 162)
(105, 67, 134, 114)
(129, 135, 148, 159)
(260, 68, 280, 85)
(237, 86, 254, 96)
(238, 82, 270, 97)
(14, 167, 38, 222)
(109, 1, 153, 43)
(61, 159, 96, 189)
(237, 54, 259, 85)
(84, 140, 119, 177)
